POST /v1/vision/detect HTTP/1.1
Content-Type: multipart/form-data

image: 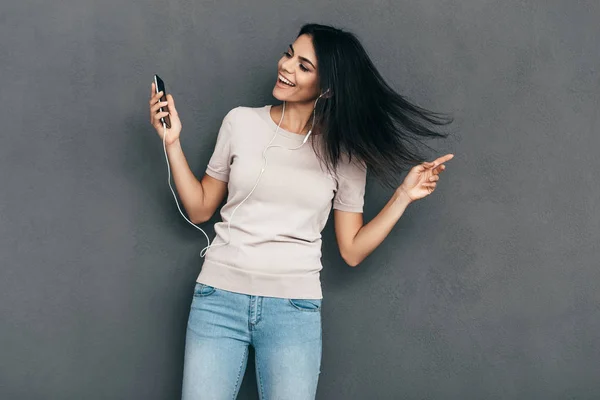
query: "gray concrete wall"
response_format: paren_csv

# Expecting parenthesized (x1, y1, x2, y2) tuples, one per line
(1, 0, 598, 398)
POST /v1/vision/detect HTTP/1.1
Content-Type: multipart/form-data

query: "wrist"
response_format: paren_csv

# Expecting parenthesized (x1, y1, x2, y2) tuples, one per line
(166, 138, 181, 149)
(394, 186, 413, 206)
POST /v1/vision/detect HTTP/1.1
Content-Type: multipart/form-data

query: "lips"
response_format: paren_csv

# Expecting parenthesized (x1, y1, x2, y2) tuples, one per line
(276, 79, 293, 89)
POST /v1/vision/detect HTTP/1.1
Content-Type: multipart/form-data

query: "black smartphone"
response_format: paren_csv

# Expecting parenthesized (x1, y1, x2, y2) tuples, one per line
(153, 74, 171, 128)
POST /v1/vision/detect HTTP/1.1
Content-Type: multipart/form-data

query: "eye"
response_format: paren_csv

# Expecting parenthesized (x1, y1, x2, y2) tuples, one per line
(282, 51, 310, 72)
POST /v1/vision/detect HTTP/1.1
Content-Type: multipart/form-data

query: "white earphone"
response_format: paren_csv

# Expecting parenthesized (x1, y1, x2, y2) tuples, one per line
(162, 93, 326, 258)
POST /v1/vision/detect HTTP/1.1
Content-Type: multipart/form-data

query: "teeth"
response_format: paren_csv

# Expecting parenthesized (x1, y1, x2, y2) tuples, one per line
(279, 75, 295, 86)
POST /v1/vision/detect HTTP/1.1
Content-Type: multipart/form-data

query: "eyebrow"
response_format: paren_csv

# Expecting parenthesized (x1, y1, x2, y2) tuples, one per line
(289, 44, 316, 69)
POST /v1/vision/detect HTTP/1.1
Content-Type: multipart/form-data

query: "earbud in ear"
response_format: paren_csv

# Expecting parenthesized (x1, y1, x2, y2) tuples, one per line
(319, 88, 333, 98)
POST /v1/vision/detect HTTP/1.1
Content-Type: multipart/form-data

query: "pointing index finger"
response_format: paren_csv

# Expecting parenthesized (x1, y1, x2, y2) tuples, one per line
(432, 154, 454, 168)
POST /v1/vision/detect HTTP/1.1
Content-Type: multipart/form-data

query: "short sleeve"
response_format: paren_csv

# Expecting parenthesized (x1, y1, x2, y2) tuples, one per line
(332, 156, 367, 213)
(205, 108, 237, 182)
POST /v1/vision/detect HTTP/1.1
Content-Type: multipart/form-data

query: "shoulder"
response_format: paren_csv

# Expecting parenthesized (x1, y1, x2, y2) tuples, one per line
(220, 106, 270, 138)
(223, 105, 266, 122)
(335, 153, 367, 180)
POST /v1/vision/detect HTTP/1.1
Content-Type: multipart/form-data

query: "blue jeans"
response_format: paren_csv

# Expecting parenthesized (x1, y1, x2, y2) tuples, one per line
(181, 283, 323, 399)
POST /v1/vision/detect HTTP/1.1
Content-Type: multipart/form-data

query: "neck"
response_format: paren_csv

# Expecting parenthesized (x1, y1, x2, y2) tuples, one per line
(273, 100, 316, 135)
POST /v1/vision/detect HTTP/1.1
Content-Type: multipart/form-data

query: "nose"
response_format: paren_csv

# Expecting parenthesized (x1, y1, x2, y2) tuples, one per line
(281, 57, 294, 74)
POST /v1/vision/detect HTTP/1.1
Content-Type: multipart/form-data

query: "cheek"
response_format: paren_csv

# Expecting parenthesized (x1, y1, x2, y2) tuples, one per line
(297, 74, 318, 92)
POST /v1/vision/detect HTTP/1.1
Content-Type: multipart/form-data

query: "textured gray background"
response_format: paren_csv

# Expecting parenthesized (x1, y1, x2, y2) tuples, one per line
(1, 0, 599, 399)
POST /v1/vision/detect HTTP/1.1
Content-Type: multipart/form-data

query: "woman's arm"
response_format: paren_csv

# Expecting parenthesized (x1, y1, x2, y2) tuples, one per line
(333, 189, 412, 267)
(150, 86, 229, 224)
(334, 155, 453, 266)
(165, 140, 227, 224)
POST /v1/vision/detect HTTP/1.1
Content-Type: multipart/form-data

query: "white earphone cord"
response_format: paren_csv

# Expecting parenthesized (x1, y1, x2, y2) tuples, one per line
(162, 95, 322, 258)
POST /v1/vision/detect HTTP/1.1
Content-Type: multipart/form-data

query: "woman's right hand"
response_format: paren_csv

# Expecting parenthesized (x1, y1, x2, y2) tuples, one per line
(149, 81, 182, 146)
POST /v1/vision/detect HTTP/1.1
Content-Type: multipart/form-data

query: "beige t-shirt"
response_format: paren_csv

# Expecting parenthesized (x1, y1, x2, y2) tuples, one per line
(196, 105, 366, 299)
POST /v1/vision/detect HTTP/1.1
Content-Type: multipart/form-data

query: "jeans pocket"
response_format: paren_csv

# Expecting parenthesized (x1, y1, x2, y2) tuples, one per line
(289, 298, 322, 312)
(193, 283, 216, 297)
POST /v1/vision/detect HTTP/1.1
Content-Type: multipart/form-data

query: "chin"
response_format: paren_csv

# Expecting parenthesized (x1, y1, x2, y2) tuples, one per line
(272, 87, 293, 102)
(272, 87, 315, 104)
(271, 87, 283, 100)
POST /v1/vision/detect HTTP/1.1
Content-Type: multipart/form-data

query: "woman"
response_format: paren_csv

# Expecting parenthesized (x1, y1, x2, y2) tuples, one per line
(149, 23, 454, 400)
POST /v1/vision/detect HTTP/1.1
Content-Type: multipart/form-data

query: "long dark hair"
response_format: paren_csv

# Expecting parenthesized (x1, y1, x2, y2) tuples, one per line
(299, 23, 454, 189)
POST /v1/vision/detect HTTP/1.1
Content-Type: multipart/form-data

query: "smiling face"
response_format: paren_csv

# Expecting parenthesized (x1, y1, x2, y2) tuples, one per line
(272, 34, 321, 103)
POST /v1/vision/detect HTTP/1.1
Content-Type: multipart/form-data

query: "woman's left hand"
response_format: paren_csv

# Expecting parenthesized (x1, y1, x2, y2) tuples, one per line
(397, 153, 454, 202)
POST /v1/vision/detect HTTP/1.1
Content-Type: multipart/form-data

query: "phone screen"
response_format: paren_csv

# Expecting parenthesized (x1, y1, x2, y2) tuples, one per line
(154, 74, 171, 128)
